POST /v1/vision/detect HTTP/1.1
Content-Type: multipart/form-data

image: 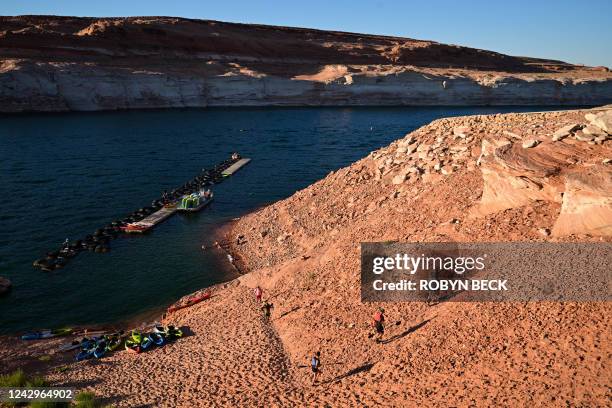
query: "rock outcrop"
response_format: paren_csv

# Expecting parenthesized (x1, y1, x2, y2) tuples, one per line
(586, 110, 612, 134)
(1, 16, 612, 112)
(553, 166, 612, 236)
(0, 277, 11, 296)
(473, 108, 612, 236)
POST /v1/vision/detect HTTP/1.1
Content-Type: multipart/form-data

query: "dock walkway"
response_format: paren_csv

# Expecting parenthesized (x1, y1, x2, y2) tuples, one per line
(222, 158, 251, 176)
(126, 206, 177, 232)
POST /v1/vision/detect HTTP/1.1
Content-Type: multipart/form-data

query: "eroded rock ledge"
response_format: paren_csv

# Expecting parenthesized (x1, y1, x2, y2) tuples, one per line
(1, 16, 611, 112)
(474, 109, 612, 236)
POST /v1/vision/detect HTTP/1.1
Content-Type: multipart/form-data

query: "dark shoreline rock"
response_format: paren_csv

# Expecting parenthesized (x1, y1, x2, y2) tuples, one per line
(0, 277, 11, 295)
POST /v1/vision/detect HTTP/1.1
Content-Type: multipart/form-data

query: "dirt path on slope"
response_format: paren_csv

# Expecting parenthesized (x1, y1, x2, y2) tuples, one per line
(46, 285, 306, 407)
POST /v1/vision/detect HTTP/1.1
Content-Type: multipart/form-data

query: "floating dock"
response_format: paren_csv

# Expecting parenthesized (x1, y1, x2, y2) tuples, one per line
(123, 206, 177, 233)
(222, 158, 251, 177)
(34, 155, 252, 270)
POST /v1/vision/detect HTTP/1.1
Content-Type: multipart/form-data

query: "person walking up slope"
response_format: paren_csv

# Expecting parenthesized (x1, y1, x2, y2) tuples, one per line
(372, 308, 385, 343)
(254, 286, 263, 303)
(311, 351, 321, 384)
(262, 300, 274, 318)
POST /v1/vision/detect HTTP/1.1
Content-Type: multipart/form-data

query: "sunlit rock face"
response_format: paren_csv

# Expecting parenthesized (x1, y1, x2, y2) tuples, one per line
(1, 16, 611, 112)
(472, 115, 612, 237)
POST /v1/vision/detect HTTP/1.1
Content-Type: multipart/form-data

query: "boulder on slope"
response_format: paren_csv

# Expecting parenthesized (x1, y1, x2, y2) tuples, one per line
(0, 277, 11, 296)
(552, 166, 612, 236)
(471, 133, 611, 236)
(585, 110, 612, 134)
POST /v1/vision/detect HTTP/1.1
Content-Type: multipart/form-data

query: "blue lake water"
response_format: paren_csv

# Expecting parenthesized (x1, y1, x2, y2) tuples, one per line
(0, 106, 563, 334)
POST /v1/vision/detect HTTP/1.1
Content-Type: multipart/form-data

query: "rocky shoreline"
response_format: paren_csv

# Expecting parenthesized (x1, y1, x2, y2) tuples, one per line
(1, 16, 612, 112)
(0, 276, 11, 295)
(1, 106, 609, 406)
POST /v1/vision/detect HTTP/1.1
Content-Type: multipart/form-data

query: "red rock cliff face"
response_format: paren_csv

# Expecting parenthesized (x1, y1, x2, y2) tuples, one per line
(1, 16, 611, 112)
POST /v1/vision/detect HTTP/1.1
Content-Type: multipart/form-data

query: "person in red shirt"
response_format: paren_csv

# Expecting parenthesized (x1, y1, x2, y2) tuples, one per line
(372, 308, 385, 342)
(254, 286, 263, 303)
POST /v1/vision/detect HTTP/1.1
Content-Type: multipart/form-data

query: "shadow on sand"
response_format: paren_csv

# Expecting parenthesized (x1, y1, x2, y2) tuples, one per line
(326, 362, 375, 384)
(179, 325, 195, 337)
(275, 306, 302, 320)
(380, 317, 434, 345)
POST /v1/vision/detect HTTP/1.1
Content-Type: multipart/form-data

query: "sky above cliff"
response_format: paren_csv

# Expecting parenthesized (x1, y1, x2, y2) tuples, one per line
(3, 0, 611, 68)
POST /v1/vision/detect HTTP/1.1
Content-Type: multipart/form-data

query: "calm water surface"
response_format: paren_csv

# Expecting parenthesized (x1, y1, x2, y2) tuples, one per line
(0, 106, 562, 333)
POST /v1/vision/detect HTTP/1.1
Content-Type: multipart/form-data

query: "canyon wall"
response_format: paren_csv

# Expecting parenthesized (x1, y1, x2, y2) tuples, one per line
(1, 16, 611, 112)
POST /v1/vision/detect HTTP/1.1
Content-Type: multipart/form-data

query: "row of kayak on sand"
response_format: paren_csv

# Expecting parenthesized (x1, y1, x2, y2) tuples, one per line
(19, 290, 211, 358)
(21, 327, 74, 340)
(70, 326, 184, 361)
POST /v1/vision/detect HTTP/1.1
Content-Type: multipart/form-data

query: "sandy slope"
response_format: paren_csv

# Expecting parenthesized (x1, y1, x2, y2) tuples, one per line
(226, 106, 611, 406)
(2, 107, 610, 407)
(43, 284, 302, 407)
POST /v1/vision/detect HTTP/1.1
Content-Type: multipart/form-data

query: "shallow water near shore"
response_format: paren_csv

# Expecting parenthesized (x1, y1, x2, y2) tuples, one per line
(0, 106, 566, 334)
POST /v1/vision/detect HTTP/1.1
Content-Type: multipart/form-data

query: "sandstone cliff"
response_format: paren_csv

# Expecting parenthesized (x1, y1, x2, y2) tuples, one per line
(1, 16, 611, 112)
